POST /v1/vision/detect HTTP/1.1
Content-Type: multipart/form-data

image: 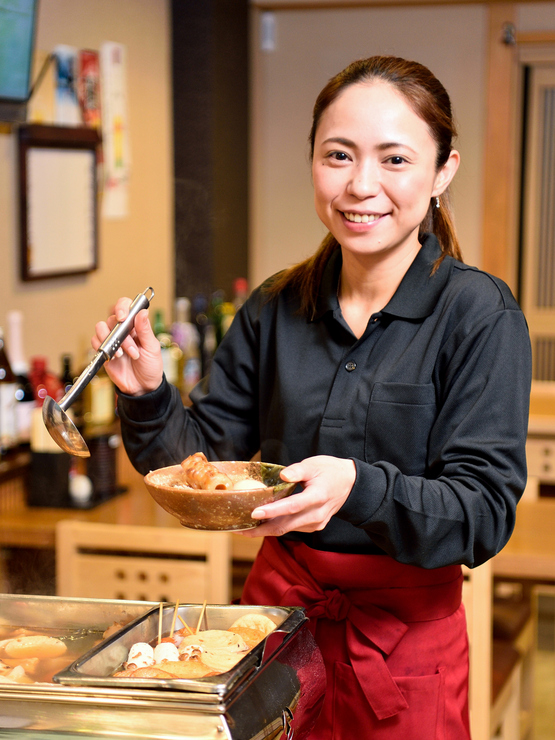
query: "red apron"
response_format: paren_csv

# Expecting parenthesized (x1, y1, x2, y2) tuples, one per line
(241, 537, 470, 740)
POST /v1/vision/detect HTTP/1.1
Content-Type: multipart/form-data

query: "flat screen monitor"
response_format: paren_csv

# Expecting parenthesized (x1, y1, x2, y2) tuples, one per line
(0, 0, 39, 123)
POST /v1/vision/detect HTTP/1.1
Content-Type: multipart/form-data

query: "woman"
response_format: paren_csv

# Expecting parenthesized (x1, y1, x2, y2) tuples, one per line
(94, 57, 531, 738)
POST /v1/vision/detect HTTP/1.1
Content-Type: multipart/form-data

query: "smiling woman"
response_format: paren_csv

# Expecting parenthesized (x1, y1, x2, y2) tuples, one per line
(311, 80, 459, 332)
(92, 56, 532, 740)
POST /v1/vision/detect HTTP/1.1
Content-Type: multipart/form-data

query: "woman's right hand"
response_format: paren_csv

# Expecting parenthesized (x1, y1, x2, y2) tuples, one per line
(92, 297, 164, 396)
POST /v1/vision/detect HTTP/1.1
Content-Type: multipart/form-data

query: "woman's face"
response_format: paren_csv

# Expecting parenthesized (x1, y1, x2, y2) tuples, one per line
(312, 80, 459, 264)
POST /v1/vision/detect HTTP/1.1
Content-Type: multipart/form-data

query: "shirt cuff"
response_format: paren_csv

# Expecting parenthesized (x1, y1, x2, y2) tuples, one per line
(336, 458, 388, 524)
(117, 376, 173, 423)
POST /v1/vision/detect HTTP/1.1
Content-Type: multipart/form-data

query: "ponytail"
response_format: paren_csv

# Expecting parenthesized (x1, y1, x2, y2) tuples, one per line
(420, 190, 463, 272)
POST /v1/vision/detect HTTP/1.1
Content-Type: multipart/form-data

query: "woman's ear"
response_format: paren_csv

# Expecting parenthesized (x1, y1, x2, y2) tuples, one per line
(432, 149, 460, 197)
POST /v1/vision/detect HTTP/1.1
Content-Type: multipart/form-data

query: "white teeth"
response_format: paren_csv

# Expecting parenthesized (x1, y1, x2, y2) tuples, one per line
(344, 212, 378, 223)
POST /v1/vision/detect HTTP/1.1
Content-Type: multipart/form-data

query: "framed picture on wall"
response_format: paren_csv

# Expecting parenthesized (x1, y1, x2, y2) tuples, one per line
(18, 124, 101, 281)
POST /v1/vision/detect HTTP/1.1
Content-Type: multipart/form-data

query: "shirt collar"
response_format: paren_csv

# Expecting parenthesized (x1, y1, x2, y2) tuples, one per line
(314, 233, 453, 322)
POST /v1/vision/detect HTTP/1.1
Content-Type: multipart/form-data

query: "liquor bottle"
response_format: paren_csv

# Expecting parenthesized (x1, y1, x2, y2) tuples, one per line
(153, 308, 181, 387)
(221, 277, 248, 336)
(60, 354, 74, 395)
(0, 327, 18, 453)
(171, 297, 197, 353)
(28, 356, 65, 452)
(28, 357, 71, 506)
(232, 277, 248, 311)
(28, 356, 64, 407)
(60, 353, 83, 429)
(80, 351, 115, 433)
(172, 297, 201, 398)
(209, 290, 226, 347)
(6, 310, 34, 445)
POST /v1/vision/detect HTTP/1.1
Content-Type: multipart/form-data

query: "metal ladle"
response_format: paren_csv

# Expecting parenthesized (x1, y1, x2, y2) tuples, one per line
(42, 287, 155, 457)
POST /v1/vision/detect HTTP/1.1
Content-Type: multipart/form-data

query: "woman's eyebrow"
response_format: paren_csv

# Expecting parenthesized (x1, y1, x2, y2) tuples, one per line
(376, 141, 416, 153)
(321, 137, 417, 154)
(321, 136, 356, 147)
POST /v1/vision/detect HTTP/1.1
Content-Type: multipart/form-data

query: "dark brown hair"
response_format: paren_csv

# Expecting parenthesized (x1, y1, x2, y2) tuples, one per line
(265, 55, 462, 317)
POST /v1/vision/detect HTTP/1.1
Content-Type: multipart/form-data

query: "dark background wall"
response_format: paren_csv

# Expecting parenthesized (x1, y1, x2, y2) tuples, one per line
(171, 0, 249, 304)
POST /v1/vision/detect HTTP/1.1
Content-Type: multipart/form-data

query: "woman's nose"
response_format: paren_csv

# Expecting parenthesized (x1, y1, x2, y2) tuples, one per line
(347, 161, 380, 199)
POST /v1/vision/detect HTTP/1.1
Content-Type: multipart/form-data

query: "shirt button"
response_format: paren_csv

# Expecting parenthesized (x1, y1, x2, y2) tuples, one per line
(345, 360, 357, 372)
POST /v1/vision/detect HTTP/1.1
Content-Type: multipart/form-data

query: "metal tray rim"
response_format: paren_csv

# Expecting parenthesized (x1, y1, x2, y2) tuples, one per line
(53, 604, 307, 700)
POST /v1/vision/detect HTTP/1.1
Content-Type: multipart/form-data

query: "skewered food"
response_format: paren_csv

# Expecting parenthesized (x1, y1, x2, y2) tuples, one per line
(127, 642, 154, 669)
(116, 612, 277, 680)
(153, 641, 179, 663)
(229, 614, 278, 648)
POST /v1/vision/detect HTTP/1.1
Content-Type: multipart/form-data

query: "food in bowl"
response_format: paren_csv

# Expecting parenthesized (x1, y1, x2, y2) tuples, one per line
(144, 458, 297, 531)
(180, 452, 267, 491)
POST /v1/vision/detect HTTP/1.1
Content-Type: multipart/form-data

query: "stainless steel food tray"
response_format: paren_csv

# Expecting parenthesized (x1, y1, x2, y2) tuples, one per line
(0, 597, 326, 739)
(54, 603, 301, 699)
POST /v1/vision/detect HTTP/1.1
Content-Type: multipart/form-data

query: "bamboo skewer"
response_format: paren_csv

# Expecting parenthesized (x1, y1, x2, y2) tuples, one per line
(178, 614, 194, 635)
(195, 600, 207, 634)
(157, 602, 164, 644)
(170, 601, 180, 638)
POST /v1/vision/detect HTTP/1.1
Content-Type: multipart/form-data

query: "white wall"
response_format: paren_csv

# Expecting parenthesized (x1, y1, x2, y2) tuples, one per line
(0, 0, 173, 374)
(518, 1, 555, 28)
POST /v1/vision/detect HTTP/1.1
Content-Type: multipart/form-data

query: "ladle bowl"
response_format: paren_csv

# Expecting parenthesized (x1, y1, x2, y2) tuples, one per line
(42, 396, 90, 457)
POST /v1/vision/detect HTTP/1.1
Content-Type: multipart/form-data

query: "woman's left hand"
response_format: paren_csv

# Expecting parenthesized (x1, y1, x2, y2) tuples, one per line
(241, 455, 356, 537)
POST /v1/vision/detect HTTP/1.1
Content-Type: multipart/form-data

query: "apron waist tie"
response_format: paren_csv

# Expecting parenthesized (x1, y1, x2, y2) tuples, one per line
(287, 583, 409, 719)
(255, 537, 463, 721)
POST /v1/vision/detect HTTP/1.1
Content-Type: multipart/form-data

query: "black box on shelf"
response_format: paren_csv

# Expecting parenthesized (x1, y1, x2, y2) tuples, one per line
(27, 451, 71, 507)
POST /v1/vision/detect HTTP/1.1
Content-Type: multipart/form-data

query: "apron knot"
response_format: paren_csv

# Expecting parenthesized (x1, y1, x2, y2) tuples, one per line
(309, 588, 351, 622)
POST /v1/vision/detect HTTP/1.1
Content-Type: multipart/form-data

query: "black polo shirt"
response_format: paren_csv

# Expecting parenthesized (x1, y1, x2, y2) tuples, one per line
(118, 234, 532, 569)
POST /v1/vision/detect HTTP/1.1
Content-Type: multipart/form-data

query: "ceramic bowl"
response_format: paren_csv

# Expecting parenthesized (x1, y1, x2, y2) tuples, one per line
(144, 460, 296, 531)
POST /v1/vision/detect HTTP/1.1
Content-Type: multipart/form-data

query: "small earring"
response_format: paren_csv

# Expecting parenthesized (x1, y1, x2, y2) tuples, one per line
(435, 196, 440, 209)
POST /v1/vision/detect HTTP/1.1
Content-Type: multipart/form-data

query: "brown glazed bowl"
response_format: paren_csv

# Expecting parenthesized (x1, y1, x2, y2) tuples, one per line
(144, 461, 296, 531)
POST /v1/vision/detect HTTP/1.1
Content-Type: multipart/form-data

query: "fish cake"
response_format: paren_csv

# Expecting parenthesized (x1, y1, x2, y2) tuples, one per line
(129, 666, 175, 678)
(4, 635, 67, 660)
(228, 626, 266, 649)
(229, 614, 276, 636)
(159, 660, 216, 678)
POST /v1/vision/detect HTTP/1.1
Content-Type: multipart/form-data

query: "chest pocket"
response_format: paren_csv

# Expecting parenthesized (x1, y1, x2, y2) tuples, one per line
(365, 382, 437, 475)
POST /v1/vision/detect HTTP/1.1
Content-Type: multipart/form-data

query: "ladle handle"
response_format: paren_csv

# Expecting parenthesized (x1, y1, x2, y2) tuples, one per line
(99, 286, 155, 360)
(58, 287, 155, 413)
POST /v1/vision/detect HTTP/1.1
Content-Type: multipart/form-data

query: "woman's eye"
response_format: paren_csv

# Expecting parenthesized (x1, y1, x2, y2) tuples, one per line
(329, 151, 349, 161)
(387, 155, 406, 165)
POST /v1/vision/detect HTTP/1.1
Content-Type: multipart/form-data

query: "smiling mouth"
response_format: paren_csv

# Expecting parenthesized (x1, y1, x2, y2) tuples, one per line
(343, 212, 382, 223)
